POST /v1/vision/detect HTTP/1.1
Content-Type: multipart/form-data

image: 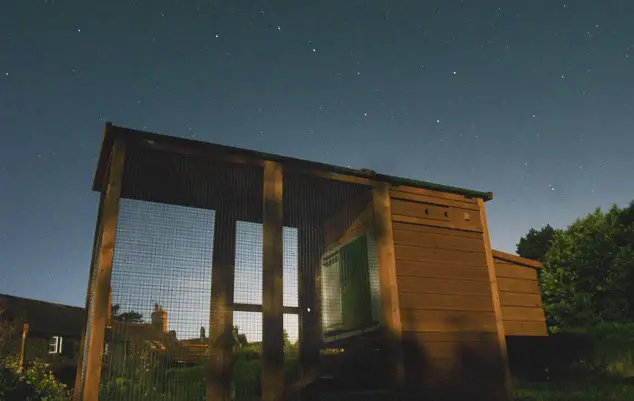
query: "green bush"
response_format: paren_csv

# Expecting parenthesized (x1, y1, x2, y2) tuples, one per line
(0, 355, 72, 401)
(548, 323, 634, 377)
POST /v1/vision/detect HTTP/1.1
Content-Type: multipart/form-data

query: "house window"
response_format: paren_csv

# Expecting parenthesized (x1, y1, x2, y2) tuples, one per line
(49, 336, 63, 354)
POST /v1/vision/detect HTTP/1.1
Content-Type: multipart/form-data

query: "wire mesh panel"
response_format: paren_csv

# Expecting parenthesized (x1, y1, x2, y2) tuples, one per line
(85, 131, 395, 400)
(93, 141, 263, 401)
(231, 220, 300, 400)
(282, 172, 383, 398)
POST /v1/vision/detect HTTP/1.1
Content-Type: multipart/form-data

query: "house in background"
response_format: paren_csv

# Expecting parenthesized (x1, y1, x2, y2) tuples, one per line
(0, 293, 84, 386)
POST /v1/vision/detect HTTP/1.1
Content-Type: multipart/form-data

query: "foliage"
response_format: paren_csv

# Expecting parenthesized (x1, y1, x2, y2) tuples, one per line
(540, 202, 634, 330)
(545, 323, 634, 378)
(516, 224, 558, 262)
(514, 378, 634, 401)
(111, 304, 144, 323)
(0, 355, 71, 401)
(100, 336, 174, 400)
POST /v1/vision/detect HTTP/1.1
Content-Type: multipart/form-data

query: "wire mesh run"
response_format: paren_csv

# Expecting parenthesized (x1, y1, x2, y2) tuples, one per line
(83, 135, 388, 400)
(283, 172, 383, 397)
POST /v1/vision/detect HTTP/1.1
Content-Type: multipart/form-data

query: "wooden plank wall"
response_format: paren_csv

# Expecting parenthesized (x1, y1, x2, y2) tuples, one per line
(493, 256, 547, 337)
(390, 185, 509, 400)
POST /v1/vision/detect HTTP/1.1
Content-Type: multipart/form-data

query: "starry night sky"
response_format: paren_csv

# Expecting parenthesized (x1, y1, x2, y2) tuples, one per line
(1, 0, 633, 309)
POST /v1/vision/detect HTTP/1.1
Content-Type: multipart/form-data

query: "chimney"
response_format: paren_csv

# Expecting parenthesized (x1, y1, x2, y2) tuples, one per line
(151, 303, 168, 332)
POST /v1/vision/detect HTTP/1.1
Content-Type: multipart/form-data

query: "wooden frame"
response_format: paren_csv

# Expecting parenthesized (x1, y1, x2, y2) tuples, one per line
(373, 183, 404, 395)
(81, 123, 509, 401)
(207, 208, 238, 401)
(262, 161, 285, 401)
(93, 124, 493, 202)
(18, 323, 28, 372)
(73, 189, 106, 401)
(78, 136, 126, 401)
(478, 198, 512, 400)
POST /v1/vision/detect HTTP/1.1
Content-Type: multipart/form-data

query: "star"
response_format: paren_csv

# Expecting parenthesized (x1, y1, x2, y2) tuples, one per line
(277, 25, 281, 30)
(77, 28, 81, 32)
(453, 71, 457, 75)
(312, 48, 316, 52)
(436, 119, 440, 123)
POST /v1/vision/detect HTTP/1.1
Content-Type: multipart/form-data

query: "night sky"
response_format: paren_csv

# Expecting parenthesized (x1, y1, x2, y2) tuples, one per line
(1, 1, 633, 311)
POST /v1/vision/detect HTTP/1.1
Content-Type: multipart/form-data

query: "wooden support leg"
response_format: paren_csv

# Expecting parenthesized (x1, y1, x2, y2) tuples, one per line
(478, 198, 513, 401)
(372, 184, 404, 398)
(74, 189, 106, 401)
(262, 161, 284, 401)
(79, 134, 126, 401)
(18, 323, 29, 372)
(298, 223, 323, 401)
(207, 209, 237, 401)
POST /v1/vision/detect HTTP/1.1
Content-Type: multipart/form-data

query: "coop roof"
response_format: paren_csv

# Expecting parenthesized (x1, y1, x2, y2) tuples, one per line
(491, 250, 544, 269)
(93, 123, 493, 201)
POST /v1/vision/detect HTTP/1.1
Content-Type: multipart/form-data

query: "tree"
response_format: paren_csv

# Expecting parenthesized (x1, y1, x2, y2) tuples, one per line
(540, 203, 634, 330)
(516, 224, 558, 262)
(111, 304, 143, 323)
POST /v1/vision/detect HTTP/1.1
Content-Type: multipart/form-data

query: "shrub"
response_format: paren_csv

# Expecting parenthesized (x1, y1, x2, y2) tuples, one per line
(0, 355, 71, 401)
(547, 323, 634, 378)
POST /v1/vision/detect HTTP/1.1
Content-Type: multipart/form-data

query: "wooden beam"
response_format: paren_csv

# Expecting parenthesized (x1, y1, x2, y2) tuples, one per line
(207, 209, 237, 401)
(233, 303, 299, 315)
(262, 161, 284, 401)
(18, 323, 29, 372)
(478, 198, 513, 401)
(79, 135, 126, 401)
(297, 223, 323, 401)
(372, 183, 404, 396)
(74, 189, 106, 401)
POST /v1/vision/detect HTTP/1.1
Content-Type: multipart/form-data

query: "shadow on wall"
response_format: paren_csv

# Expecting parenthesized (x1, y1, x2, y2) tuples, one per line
(398, 311, 508, 401)
(287, 311, 510, 401)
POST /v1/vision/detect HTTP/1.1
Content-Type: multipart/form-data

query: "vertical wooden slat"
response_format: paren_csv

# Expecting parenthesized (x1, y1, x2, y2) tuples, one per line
(74, 189, 107, 400)
(297, 222, 323, 401)
(80, 135, 126, 401)
(262, 161, 284, 401)
(18, 323, 29, 372)
(372, 184, 404, 394)
(478, 198, 512, 400)
(207, 209, 237, 401)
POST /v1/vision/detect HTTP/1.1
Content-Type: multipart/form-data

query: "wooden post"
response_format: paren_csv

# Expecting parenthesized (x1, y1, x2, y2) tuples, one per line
(477, 198, 513, 400)
(79, 135, 126, 401)
(74, 189, 107, 401)
(207, 207, 237, 401)
(372, 183, 404, 396)
(297, 222, 323, 401)
(18, 323, 29, 372)
(262, 161, 284, 401)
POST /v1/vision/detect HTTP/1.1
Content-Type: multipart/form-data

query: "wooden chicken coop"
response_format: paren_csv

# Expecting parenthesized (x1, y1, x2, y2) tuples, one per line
(73, 123, 538, 401)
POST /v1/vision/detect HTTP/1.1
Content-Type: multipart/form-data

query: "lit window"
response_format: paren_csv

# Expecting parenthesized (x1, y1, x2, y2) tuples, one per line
(49, 336, 63, 354)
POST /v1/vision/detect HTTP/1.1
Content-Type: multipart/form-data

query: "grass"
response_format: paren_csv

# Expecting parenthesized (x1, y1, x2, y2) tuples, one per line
(514, 378, 634, 401)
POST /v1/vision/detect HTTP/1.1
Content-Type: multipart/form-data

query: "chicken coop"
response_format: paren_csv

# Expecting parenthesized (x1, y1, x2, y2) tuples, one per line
(74, 123, 518, 401)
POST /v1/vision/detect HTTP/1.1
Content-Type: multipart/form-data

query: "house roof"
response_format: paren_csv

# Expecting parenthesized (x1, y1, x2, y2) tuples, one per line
(0, 293, 85, 337)
(491, 250, 543, 269)
(93, 123, 493, 201)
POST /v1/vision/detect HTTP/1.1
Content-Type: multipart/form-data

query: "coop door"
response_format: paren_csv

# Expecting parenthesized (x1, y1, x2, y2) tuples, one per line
(340, 235, 372, 331)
